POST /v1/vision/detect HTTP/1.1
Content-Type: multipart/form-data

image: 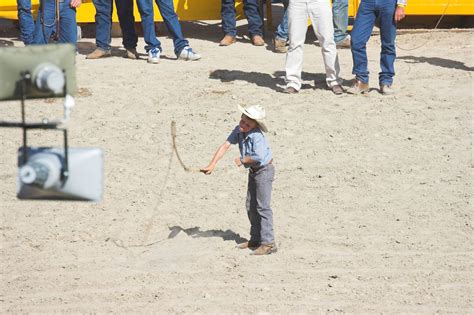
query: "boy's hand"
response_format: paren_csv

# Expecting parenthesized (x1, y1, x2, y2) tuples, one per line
(200, 164, 215, 175)
(234, 157, 242, 167)
(70, 0, 82, 8)
(394, 6, 405, 22)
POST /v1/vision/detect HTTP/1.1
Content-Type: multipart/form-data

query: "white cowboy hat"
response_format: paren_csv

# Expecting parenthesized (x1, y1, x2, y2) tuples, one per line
(238, 104, 269, 132)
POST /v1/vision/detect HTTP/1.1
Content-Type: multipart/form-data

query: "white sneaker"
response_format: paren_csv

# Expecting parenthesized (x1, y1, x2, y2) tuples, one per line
(380, 84, 395, 95)
(147, 48, 160, 64)
(178, 46, 201, 61)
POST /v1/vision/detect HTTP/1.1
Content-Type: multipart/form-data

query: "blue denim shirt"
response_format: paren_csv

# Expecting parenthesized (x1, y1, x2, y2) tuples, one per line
(227, 126, 272, 168)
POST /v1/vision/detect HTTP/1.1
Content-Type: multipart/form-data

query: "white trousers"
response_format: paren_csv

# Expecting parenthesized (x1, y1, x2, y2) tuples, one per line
(285, 0, 341, 90)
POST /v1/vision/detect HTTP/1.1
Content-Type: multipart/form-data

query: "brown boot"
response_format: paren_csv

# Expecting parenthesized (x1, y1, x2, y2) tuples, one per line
(237, 240, 260, 249)
(347, 79, 369, 95)
(251, 35, 265, 46)
(125, 48, 140, 59)
(251, 243, 277, 255)
(273, 37, 287, 53)
(219, 35, 236, 46)
(86, 48, 111, 59)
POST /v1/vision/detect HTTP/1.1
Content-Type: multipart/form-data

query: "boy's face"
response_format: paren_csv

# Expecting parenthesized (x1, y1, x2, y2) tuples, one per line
(239, 114, 257, 133)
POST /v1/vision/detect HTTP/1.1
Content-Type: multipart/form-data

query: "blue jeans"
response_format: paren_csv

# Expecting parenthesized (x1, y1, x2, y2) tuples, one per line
(275, 0, 348, 42)
(274, 8, 288, 41)
(33, 0, 77, 45)
(17, 0, 35, 45)
(332, 0, 348, 43)
(92, 0, 113, 51)
(351, 0, 397, 85)
(117, 0, 189, 56)
(221, 0, 263, 37)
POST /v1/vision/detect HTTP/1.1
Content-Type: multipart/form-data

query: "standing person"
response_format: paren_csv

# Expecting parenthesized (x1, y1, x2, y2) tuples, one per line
(273, 0, 350, 53)
(87, 0, 200, 62)
(201, 105, 277, 256)
(17, 0, 35, 45)
(347, 0, 406, 95)
(284, 0, 343, 95)
(220, 0, 264, 46)
(32, 0, 82, 45)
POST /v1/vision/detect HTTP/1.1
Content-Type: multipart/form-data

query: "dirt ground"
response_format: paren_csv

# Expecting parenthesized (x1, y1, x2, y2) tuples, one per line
(0, 19, 473, 313)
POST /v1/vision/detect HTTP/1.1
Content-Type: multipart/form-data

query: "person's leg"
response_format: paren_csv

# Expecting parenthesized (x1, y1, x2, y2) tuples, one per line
(350, 0, 376, 84)
(92, 0, 112, 50)
(246, 172, 261, 244)
(221, 0, 237, 37)
(57, 2, 77, 45)
(332, 0, 348, 44)
(308, 0, 341, 88)
(32, 0, 54, 44)
(115, 0, 140, 50)
(275, 8, 288, 41)
(17, 0, 35, 45)
(154, 0, 189, 56)
(254, 165, 275, 245)
(243, 0, 263, 37)
(135, 0, 161, 52)
(378, 0, 397, 86)
(285, 0, 308, 91)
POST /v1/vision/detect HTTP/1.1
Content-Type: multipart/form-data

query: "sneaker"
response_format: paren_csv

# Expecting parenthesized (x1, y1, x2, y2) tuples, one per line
(273, 37, 287, 53)
(283, 86, 298, 94)
(147, 48, 160, 64)
(336, 35, 351, 49)
(219, 35, 236, 46)
(125, 48, 140, 59)
(251, 35, 265, 46)
(86, 48, 111, 59)
(178, 46, 201, 61)
(347, 79, 369, 95)
(380, 84, 395, 95)
(237, 240, 260, 249)
(331, 84, 344, 95)
(251, 243, 277, 255)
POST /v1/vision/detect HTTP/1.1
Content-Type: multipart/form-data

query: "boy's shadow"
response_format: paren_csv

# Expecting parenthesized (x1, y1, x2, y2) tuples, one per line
(168, 226, 247, 244)
(210, 69, 340, 92)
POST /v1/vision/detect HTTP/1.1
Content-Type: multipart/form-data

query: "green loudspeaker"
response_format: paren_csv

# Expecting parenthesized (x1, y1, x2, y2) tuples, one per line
(0, 44, 76, 100)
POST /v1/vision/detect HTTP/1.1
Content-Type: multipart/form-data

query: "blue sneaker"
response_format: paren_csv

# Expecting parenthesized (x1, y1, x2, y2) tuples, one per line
(178, 46, 201, 61)
(147, 48, 160, 64)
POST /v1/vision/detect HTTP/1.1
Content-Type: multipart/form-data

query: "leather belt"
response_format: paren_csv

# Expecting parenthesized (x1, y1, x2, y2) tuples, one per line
(249, 159, 273, 173)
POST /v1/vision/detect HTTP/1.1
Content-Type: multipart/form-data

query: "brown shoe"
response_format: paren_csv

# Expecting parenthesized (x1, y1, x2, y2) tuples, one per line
(251, 243, 277, 255)
(86, 48, 111, 59)
(273, 37, 287, 53)
(283, 86, 298, 94)
(125, 48, 140, 59)
(336, 35, 351, 49)
(331, 84, 344, 95)
(347, 79, 369, 95)
(219, 35, 236, 46)
(252, 35, 265, 46)
(237, 240, 260, 249)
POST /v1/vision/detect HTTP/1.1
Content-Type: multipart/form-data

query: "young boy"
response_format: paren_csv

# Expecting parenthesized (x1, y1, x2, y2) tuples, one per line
(201, 104, 277, 255)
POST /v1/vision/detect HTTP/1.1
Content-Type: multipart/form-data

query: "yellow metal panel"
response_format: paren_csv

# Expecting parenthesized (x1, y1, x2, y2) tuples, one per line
(0, 0, 472, 22)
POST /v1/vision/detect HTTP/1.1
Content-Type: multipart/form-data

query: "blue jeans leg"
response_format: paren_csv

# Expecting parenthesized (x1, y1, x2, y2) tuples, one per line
(275, 8, 288, 41)
(92, 0, 112, 50)
(243, 0, 263, 37)
(33, 0, 77, 45)
(17, 0, 35, 45)
(350, 0, 376, 84)
(136, 0, 161, 52)
(155, 0, 189, 56)
(221, 0, 237, 37)
(332, 0, 348, 43)
(378, 0, 397, 85)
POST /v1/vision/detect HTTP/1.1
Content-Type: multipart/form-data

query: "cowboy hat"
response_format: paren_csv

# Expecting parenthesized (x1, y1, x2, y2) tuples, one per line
(237, 104, 269, 132)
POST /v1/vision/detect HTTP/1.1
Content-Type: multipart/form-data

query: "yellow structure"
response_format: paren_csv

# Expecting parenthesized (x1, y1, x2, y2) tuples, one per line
(0, 0, 473, 22)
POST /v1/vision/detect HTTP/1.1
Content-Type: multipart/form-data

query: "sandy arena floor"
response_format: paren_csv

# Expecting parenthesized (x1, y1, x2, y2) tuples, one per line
(0, 20, 473, 313)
